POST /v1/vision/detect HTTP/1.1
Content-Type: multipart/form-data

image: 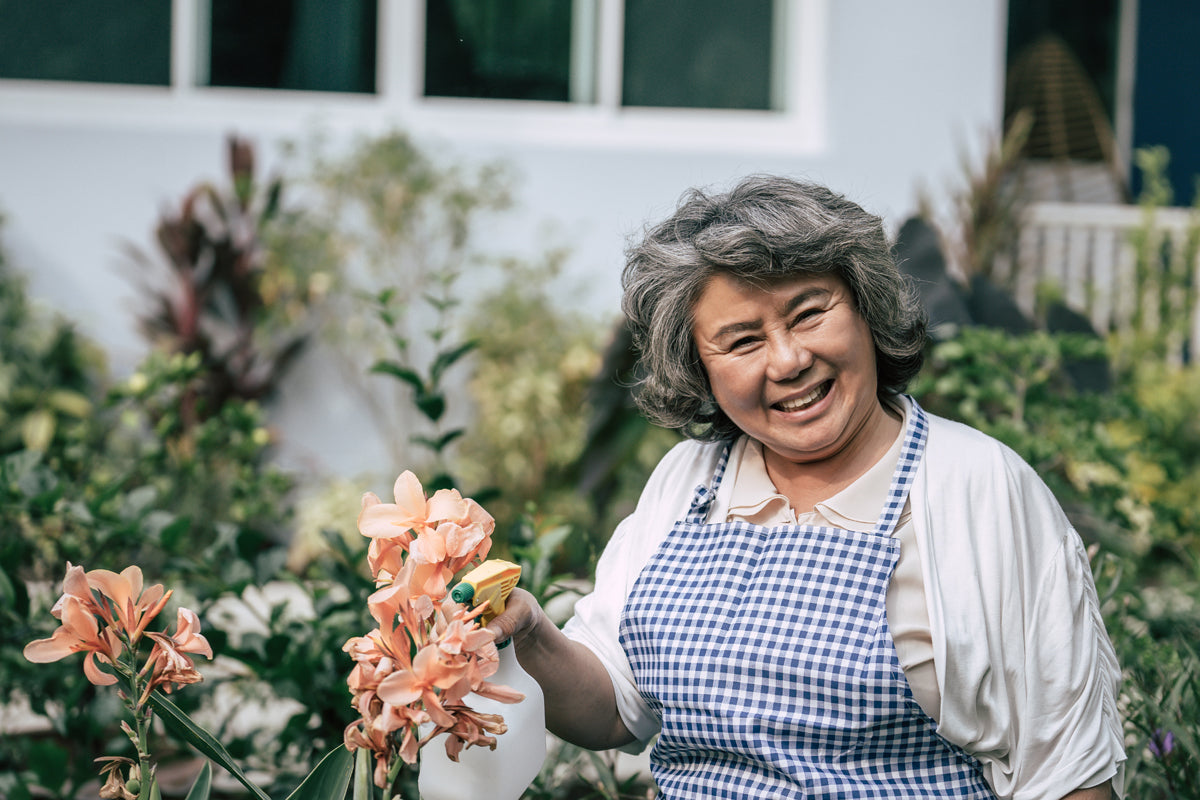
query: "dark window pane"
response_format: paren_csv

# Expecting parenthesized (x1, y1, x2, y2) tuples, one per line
(425, 0, 572, 101)
(623, 0, 773, 110)
(0, 0, 170, 85)
(208, 0, 377, 93)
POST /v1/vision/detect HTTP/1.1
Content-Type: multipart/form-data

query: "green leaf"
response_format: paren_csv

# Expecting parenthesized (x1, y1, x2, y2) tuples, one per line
(0, 564, 14, 608)
(433, 429, 467, 450)
(411, 429, 464, 454)
(148, 693, 271, 800)
(415, 393, 445, 422)
(27, 739, 68, 793)
(263, 179, 283, 222)
(369, 361, 425, 392)
(426, 472, 457, 492)
(285, 745, 355, 800)
(160, 515, 192, 550)
(352, 746, 372, 800)
(430, 340, 478, 382)
(582, 749, 622, 799)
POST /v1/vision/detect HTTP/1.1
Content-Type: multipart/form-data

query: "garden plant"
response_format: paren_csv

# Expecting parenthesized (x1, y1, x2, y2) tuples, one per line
(3, 131, 1200, 799)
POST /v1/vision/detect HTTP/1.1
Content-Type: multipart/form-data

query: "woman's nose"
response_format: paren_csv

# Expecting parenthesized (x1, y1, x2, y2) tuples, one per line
(764, 335, 812, 382)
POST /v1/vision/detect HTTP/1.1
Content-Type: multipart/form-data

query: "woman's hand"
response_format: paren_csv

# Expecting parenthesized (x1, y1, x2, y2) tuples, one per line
(486, 588, 636, 751)
(485, 588, 546, 650)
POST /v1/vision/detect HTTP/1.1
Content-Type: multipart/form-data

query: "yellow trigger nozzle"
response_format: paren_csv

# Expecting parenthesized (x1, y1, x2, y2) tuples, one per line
(450, 559, 522, 624)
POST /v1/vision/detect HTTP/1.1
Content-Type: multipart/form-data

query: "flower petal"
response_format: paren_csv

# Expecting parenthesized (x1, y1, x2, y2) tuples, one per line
(61, 563, 91, 604)
(119, 565, 144, 601)
(22, 630, 77, 663)
(422, 689, 457, 728)
(427, 489, 467, 523)
(474, 680, 525, 704)
(86, 569, 131, 610)
(376, 670, 422, 706)
(172, 608, 212, 657)
(463, 499, 496, 535)
(392, 471, 429, 520)
(358, 502, 418, 539)
(410, 530, 447, 565)
(60, 594, 102, 642)
(83, 652, 118, 686)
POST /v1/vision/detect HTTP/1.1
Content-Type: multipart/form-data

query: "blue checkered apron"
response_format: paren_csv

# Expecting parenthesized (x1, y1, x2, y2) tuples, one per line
(619, 401, 994, 798)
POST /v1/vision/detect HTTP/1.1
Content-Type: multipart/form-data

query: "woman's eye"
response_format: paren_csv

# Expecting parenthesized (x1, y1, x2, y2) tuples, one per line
(729, 336, 758, 351)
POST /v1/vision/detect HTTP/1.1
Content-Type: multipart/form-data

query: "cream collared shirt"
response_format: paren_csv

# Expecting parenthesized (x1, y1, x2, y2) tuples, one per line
(723, 408, 941, 722)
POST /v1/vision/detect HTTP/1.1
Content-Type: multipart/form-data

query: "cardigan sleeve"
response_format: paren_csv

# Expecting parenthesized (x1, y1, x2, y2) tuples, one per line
(914, 413, 1126, 799)
(1014, 529, 1125, 798)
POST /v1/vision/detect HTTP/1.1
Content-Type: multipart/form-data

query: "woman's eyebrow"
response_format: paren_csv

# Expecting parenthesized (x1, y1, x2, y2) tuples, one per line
(781, 287, 829, 314)
(709, 287, 829, 342)
(711, 318, 762, 341)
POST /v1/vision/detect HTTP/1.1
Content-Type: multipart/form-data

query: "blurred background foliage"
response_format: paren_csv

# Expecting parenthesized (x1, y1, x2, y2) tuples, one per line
(2, 128, 1199, 798)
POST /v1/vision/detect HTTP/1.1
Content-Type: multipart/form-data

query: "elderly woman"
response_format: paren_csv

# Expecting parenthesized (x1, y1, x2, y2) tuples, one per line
(489, 176, 1125, 799)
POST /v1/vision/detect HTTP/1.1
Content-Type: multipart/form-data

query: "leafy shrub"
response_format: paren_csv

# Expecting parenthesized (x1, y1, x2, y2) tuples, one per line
(454, 254, 607, 548)
(123, 136, 336, 418)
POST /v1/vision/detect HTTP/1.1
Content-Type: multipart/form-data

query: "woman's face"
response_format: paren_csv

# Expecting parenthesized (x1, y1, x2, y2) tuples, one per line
(692, 272, 889, 468)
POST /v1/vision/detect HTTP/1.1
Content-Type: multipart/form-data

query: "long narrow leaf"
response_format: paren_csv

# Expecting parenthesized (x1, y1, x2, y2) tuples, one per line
(352, 746, 372, 800)
(582, 750, 622, 799)
(286, 745, 355, 800)
(184, 762, 212, 800)
(148, 692, 271, 800)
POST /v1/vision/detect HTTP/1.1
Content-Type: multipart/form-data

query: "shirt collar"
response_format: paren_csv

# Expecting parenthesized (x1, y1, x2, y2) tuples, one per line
(721, 399, 909, 532)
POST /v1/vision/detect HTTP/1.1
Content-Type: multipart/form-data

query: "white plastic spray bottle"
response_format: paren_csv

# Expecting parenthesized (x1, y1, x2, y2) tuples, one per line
(418, 560, 547, 800)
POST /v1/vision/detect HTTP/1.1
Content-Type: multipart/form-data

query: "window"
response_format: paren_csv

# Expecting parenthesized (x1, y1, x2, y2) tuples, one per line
(424, 0, 574, 101)
(622, 0, 775, 110)
(423, 0, 784, 112)
(0, 0, 823, 154)
(204, 0, 378, 93)
(0, 1, 170, 86)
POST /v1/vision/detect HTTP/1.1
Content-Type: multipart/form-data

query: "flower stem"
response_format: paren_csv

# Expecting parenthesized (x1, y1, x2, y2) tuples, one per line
(117, 642, 159, 800)
(385, 754, 405, 798)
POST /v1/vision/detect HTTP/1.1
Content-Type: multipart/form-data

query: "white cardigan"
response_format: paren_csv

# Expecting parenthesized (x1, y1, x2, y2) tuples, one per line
(563, 400, 1126, 799)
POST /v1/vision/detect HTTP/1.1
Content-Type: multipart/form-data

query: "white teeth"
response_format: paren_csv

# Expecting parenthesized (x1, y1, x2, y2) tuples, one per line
(777, 383, 827, 412)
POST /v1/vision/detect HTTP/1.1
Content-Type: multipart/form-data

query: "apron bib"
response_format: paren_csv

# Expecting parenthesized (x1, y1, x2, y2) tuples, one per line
(619, 401, 994, 798)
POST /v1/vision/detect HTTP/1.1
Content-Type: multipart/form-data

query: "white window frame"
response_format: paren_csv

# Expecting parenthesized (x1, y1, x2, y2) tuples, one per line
(0, 0, 828, 156)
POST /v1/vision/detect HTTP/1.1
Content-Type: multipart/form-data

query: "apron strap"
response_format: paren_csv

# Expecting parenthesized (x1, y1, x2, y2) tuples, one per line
(873, 396, 929, 537)
(684, 440, 734, 523)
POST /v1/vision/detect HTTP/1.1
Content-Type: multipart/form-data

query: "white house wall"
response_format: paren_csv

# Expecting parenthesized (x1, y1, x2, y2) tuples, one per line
(0, 0, 1005, 480)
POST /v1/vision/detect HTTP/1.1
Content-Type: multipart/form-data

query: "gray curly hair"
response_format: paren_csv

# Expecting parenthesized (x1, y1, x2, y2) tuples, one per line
(621, 174, 926, 441)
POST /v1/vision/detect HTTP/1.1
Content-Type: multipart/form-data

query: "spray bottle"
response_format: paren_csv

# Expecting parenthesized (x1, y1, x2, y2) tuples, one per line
(418, 560, 546, 800)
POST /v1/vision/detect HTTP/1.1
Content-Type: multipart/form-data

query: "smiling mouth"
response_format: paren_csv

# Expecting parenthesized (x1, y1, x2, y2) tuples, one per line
(774, 381, 831, 412)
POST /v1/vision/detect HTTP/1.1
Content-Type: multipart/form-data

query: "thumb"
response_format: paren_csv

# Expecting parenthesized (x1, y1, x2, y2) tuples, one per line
(485, 614, 516, 646)
(484, 588, 538, 648)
